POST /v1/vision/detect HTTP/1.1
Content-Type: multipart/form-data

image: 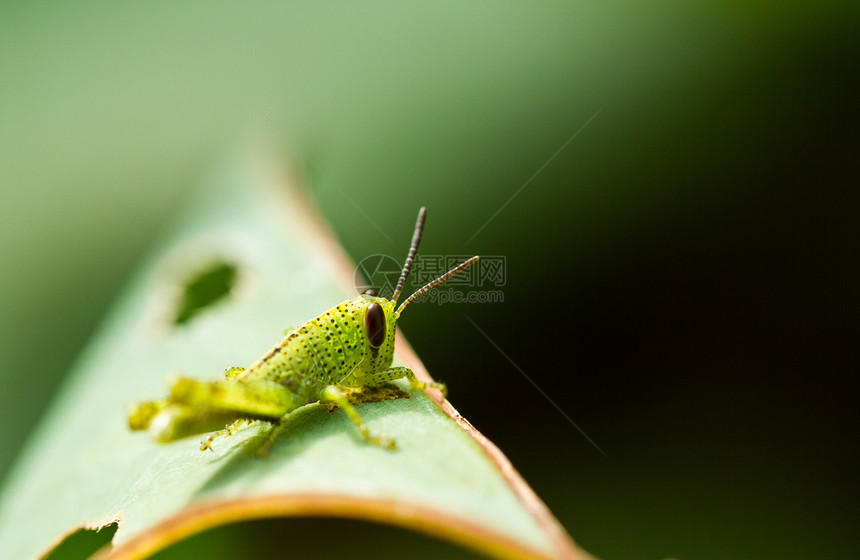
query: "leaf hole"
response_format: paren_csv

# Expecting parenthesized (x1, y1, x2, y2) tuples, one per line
(43, 522, 118, 560)
(173, 262, 239, 325)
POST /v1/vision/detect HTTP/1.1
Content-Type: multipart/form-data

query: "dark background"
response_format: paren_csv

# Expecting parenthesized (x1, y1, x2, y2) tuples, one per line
(2, 3, 857, 559)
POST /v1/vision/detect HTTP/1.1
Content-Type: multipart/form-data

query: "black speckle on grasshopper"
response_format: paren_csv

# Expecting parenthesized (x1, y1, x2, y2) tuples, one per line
(128, 208, 478, 452)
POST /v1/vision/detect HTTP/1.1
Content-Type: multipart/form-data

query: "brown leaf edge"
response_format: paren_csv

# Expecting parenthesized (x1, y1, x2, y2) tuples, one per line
(41, 161, 597, 560)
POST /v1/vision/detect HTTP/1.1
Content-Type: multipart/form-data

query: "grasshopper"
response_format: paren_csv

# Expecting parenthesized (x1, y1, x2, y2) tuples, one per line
(128, 208, 478, 452)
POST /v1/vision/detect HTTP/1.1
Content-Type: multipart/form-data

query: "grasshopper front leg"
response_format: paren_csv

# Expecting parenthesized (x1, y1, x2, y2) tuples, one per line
(359, 366, 448, 397)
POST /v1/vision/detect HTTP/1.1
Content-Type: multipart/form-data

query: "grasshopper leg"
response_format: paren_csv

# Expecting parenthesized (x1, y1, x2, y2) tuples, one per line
(132, 402, 244, 443)
(330, 384, 411, 408)
(321, 385, 396, 450)
(360, 366, 447, 397)
(201, 418, 257, 452)
(130, 377, 302, 448)
(168, 376, 300, 418)
(257, 385, 409, 457)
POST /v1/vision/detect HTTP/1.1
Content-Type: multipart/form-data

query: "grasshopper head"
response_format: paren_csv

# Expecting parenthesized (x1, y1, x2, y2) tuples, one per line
(341, 290, 398, 374)
(354, 290, 397, 347)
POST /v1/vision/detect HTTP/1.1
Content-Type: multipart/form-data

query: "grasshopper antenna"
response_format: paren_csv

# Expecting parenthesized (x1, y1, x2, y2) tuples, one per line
(392, 207, 427, 304)
(396, 256, 479, 316)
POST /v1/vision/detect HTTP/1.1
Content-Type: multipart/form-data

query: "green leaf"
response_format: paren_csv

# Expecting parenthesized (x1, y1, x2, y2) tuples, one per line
(0, 148, 593, 560)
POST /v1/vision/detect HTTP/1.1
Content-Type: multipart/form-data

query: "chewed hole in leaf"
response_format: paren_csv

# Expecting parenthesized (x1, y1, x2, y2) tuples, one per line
(173, 262, 238, 325)
(43, 522, 117, 560)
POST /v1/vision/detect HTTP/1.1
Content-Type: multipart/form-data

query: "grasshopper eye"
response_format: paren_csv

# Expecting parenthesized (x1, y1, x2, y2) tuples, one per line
(362, 289, 378, 297)
(364, 302, 386, 347)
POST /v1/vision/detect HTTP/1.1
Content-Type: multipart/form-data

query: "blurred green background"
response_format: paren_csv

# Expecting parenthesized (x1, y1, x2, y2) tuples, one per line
(2, 2, 857, 559)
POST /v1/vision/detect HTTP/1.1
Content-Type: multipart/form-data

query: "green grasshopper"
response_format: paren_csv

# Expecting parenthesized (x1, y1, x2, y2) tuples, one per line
(128, 208, 478, 452)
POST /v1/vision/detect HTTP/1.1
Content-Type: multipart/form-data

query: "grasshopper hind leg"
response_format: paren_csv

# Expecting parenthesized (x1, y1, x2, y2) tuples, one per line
(129, 377, 300, 450)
